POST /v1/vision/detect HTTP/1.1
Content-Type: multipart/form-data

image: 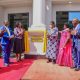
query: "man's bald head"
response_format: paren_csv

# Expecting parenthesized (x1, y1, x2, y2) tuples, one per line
(72, 18, 79, 27)
(3, 21, 9, 27)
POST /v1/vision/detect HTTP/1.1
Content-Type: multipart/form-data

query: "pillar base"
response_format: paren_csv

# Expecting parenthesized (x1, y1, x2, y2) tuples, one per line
(28, 25, 47, 55)
(24, 54, 46, 59)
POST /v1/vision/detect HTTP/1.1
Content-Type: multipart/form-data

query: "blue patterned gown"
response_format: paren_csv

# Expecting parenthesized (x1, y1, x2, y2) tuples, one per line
(46, 27, 58, 60)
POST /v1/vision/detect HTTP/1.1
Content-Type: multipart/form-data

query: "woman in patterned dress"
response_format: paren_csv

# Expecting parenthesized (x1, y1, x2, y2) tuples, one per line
(13, 22, 25, 62)
(56, 23, 73, 67)
(46, 21, 58, 64)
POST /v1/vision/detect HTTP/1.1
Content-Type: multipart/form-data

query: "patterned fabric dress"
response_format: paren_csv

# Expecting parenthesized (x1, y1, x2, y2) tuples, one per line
(56, 29, 73, 67)
(72, 24, 80, 68)
(46, 27, 58, 60)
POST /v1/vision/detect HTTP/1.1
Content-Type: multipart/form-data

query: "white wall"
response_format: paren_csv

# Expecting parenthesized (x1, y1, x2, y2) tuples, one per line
(4, 6, 33, 27)
(0, 7, 4, 25)
(52, 4, 80, 24)
(2, 3, 80, 28)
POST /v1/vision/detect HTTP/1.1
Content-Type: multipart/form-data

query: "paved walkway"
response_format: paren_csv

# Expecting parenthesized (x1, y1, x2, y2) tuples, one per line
(22, 59, 80, 80)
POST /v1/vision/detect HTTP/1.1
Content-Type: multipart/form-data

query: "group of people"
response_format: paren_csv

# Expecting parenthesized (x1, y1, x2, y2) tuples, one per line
(0, 21, 24, 67)
(0, 18, 80, 72)
(46, 18, 80, 71)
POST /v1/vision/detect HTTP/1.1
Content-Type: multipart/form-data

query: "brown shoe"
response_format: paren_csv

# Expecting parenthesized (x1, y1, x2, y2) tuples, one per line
(52, 59, 56, 64)
(75, 68, 80, 71)
(47, 59, 52, 63)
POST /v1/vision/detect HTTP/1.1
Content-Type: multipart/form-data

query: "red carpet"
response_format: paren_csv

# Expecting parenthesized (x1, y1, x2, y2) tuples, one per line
(0, 58, 34, 80)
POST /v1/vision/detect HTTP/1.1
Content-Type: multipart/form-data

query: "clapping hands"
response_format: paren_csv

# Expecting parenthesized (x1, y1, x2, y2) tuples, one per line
(0, 29, 6, 33)
(71, 30, 77, 35)
(9, 35, 14, 40)
(47, 33, 50, 38)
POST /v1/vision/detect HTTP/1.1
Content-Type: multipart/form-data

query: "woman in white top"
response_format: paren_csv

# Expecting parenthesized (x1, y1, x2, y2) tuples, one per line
(13, 22, 24, 62)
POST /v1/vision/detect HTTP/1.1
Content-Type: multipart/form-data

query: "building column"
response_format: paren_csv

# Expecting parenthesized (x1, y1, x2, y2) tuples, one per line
(28, 0, 49, 55)
(31, 0, 46, 28)
(45, 0, 52, 27)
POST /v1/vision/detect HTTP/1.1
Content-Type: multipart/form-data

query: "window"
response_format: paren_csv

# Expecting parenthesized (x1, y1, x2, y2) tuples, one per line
(56, 11, 80, 30)
(69, 12, 80, 21)
(56, 11, 68, 30)
(8, 13, 29, 30)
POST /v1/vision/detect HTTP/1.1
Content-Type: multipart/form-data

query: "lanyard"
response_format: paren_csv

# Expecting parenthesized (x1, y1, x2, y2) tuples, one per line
(4, 26, 10, 36)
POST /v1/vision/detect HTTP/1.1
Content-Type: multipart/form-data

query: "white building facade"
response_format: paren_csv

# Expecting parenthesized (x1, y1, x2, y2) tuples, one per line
(0, 0, 80, 27)
(0, 0, 80, 55)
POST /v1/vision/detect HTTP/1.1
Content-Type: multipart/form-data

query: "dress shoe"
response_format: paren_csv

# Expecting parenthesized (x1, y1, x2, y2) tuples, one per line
(4, 63, 9, 67)
(75, 68, 80, 71)
(70, 66, 76, 69)
(52, 59, 56, 64)
(47, 59, 52, 63)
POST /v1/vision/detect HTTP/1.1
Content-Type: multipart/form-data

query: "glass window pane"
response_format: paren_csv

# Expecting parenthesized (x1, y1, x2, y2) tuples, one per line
(69, 12, 80, 21)
(8, 13, 29, 30)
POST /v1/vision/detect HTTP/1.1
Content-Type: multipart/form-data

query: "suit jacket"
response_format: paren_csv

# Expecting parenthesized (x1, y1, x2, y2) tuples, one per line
(0, 26, 14, 46)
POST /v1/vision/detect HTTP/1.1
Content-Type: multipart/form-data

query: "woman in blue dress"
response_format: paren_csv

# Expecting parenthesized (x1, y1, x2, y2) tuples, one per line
(46, 21, 58, 64)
